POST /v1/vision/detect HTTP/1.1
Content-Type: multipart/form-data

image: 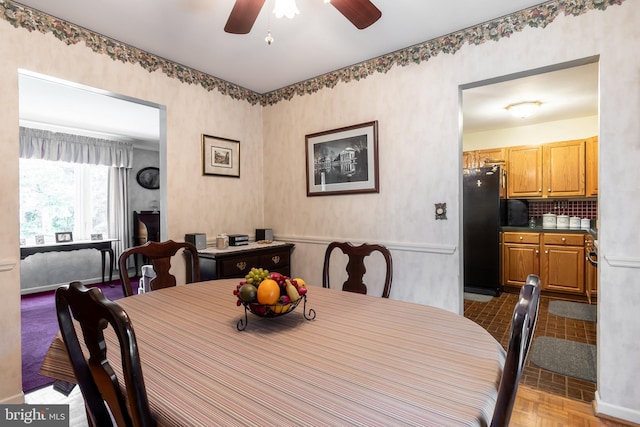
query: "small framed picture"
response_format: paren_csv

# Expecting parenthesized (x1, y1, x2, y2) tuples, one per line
(35, 235, 45, 245)
(91, 233, 103, 241)
(202, 134, 240, 177)
(55, 232, 73, 243)
(20, 238, 26, 246)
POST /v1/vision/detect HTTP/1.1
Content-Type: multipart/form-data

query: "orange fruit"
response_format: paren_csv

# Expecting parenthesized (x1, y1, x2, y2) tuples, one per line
(257, 279, 280, 305)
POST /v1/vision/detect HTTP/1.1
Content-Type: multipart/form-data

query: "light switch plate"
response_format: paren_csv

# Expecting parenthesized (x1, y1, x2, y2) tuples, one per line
(435, 203, 447, 220)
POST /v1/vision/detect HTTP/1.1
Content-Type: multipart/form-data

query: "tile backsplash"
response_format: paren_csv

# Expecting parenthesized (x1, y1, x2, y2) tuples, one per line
(528, 200, 597, 219)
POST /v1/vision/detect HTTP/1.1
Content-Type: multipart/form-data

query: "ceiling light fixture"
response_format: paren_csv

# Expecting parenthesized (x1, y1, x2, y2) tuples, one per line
(273, 0, 300, 19)
(505, 101, 542, 119)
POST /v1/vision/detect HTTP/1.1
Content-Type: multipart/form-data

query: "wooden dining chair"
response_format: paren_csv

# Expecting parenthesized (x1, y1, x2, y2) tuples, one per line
(118, 239, 201, 297)
(490, 274, 541, 427)
(322, 241, 393, 298)
(55, 281, 154, 427)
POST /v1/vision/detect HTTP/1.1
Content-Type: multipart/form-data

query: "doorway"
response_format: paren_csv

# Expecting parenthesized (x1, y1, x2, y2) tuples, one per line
(460, 57, 600, 403)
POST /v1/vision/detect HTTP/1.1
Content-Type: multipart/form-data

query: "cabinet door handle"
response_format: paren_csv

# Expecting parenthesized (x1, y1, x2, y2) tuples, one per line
(236, 261, 247, 271)
(562, 237, 566, 242)
(272, 255, 280, 264)
(538, 188, 542, 192)
(545, 250, 549, 254)
(535, 249, 539, 254)
(548, 188, 551, 192)
(519, 236, 523, 240)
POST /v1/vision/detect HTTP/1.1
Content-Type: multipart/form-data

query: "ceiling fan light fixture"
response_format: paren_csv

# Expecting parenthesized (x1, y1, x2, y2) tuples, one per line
(273, 0, 300, 19)
(505, 101, 542, 119)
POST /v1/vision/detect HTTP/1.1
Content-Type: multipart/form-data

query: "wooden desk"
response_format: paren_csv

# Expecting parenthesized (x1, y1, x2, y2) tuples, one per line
(20, 239, 117, 286)
(44, 280, 505, 426)
(196, 242, 294, 280)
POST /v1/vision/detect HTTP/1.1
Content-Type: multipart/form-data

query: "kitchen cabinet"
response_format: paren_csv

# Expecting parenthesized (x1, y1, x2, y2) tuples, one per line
(507, 145, 543, 198)
(502, 232, 540, 287)
(540, 233, 584, 294)
(507, 139, 586, 198)
(543, 139, 585, 197)
(463, 148, 506, 169)
(586, 136, 598, 197)
(584, 234, 598, 303)
(195, 242, 294, 280)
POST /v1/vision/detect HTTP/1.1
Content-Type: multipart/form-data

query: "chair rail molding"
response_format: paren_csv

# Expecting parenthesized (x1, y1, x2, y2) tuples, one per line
(604, 255, 640, 269)
(0, 259, 17, 272)
(279, 235, 457, 255)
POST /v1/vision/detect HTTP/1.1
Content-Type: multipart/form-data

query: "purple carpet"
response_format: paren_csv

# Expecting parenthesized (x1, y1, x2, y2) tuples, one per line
(21, 280, 130, 392)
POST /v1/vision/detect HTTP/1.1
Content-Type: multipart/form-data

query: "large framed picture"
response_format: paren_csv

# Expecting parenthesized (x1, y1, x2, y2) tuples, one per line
(305, 121, 379, 196)
(202, 134, 240, 177)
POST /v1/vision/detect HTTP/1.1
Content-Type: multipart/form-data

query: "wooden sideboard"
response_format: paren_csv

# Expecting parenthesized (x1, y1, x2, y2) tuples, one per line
(193, 242, 294, 280)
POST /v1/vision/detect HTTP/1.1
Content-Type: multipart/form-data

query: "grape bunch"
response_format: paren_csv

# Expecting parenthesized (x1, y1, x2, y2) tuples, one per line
(244, 267, 269, 285)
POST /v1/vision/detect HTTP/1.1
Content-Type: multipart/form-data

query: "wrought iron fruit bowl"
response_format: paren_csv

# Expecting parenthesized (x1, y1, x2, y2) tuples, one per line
(236, 295, 315, 331)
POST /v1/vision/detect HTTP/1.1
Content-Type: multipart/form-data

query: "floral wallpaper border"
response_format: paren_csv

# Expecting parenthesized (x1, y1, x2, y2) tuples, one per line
(1, 0, 624, 107)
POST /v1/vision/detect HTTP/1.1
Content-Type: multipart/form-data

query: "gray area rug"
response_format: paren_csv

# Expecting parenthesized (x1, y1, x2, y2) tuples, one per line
(548, 300, 597, 322)
(464, 293, 493, 302)
(530, 336, 596, 383)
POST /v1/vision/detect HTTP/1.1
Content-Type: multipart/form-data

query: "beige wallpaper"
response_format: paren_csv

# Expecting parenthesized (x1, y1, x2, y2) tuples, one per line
(1, 1, 640, 423)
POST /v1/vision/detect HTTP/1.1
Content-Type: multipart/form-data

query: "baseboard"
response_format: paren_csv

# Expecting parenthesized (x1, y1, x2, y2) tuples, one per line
(21, 276, 106, 295)
(595, 391, 640, 425)
(0, 391, 25, 404)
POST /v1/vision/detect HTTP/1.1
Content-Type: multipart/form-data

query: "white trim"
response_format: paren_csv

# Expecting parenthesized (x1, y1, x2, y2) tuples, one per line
(604, 255, 640, 269)
(278, 235, 457, 255)
(0, 259, 17, 272)
(595, 391, 640, 424)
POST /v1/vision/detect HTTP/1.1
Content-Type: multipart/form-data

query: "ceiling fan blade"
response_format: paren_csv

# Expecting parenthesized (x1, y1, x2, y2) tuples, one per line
(224, 0, 266, 34)
(330, 0, 381, 30)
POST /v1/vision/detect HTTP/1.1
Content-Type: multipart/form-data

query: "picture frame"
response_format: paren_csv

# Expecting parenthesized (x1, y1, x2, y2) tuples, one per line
(55, 232, 73, 243)
(305, 121, 379, 196)
(91, 233, 103, 241)
(35, 235, 45, 245)
(136, 167, 160, 190)
(202, 134, 240, 177)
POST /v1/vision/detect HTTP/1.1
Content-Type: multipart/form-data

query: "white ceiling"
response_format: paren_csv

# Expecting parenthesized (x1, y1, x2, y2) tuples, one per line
(15, 0, 599, 143)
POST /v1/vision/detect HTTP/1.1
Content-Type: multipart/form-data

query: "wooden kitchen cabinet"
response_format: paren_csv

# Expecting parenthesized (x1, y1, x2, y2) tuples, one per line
(507, 145, 543, 198)
(507, 139, 587, 198)
(195, 242, 294, 280)
(540, 233, 584, 294)
(543, 139, 585, 197)
(586, 136, 598, 197)
(463, 148, 506, 169)
(502, 232, 540, 287)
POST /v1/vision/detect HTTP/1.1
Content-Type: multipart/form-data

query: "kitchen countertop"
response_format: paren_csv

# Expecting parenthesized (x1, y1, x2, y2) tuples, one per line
(502, 226, 597, 237)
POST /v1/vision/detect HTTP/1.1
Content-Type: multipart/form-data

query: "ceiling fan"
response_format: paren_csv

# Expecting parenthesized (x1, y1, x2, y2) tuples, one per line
(224, 0, 382, 34)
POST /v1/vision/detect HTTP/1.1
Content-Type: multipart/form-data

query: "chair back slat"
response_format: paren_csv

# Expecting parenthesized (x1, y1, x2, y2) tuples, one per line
(322, 241, 393, 298)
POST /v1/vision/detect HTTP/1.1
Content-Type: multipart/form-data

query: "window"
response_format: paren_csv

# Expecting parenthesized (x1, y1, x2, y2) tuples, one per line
(20, 158, 109, 243)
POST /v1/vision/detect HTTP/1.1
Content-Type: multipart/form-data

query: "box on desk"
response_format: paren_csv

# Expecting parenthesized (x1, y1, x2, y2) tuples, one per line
(185, 233, 207, 250)
(228, 234, 249, 246)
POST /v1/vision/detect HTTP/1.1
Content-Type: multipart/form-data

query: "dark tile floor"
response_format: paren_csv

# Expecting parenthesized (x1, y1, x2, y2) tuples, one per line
(464, 291, 597, 403)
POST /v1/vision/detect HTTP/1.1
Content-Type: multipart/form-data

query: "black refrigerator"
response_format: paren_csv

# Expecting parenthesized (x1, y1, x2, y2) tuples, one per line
(463, 166, 506, 296)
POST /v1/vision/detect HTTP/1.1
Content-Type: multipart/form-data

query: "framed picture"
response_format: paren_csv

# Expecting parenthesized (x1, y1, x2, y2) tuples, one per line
(136, 167, 160, 190)
(55, 232, 73, 243)
(35, 235, 45, 245)
(91, 233, 103, 241)
(202, 134, 240, 177)
(305, 121, 379, 196)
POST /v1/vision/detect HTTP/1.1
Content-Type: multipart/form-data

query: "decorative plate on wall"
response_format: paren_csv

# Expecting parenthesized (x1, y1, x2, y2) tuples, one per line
(136, 167, 160, 189)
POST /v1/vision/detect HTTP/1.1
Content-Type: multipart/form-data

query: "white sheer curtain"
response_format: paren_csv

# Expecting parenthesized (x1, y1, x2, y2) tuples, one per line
(19, 126, 133, 267)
